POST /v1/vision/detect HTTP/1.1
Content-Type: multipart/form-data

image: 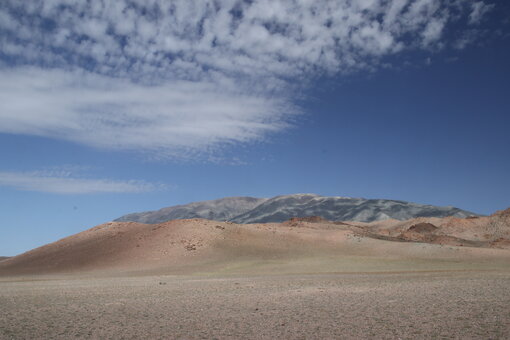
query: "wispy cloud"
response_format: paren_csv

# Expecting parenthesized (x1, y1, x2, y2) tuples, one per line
(0, 170, 163, 194)
(469, 1, 495, 25)
(0, 67, 294, 158)
(0, 0, 496, 159)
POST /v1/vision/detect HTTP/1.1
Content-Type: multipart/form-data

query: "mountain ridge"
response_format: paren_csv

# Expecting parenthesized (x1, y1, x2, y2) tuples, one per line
(115, 193, 478, 224)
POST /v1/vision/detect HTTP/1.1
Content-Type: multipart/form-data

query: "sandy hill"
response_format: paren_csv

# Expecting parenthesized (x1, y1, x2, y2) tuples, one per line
(1, 209, 509, 277)
(353, 206, 510, 247)
(115, 194, 477, 224)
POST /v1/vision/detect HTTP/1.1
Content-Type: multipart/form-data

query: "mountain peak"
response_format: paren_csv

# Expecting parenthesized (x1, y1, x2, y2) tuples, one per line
(115, 194, 478, 224)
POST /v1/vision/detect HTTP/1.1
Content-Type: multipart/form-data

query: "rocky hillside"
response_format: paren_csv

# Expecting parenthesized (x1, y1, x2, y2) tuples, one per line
(115, 196, 267, 224)
(115, 194, 477, 224)
(1, 209, 507, 276)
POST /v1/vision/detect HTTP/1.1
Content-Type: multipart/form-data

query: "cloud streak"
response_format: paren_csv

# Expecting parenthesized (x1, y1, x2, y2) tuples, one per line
(0, 67, 294, 157)
(0, 170, 163, 194)
(0, 0, 496, 159)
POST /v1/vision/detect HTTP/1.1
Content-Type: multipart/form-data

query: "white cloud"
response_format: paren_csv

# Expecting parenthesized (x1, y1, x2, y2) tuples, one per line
(0, 0, 490, 80)
(0, 67, 294, 158)
(469, 2, 495, 25)
(0, 0, 495, 159)
(0, 171, 162, 194)
(422, 17, 447, 46)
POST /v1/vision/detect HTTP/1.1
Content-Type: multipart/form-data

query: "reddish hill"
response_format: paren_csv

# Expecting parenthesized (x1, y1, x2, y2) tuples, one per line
(0, 219, 357, 276)
(1, 210, 509, 277)
(354, 207, 510, 248)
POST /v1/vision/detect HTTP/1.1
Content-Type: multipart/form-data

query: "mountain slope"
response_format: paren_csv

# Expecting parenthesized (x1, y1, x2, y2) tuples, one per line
(1, 212, 509, 277)
(115, 196, 267, 224)
(116, 194, 477, 224)
(351, 207, 510, 248)
(231, 194, 476, 223)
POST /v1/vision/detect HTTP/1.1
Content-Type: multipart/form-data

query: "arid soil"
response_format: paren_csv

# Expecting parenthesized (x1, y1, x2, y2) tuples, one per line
(1, 272, 510, 339)
(1, 210, 509, 339)
(1, 208, 509, 276)
(352, 207, 510, 249)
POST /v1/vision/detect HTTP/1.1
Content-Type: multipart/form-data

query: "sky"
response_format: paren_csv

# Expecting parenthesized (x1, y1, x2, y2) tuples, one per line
(0, 0, 509, 256)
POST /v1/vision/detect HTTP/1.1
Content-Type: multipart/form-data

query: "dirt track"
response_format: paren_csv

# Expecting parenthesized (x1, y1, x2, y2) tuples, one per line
(1, 271, 510, 339)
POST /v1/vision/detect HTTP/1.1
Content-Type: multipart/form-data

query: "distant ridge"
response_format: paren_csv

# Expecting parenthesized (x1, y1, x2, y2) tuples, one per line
(115, 196, 267, 224)
(115, 194, 478, 224)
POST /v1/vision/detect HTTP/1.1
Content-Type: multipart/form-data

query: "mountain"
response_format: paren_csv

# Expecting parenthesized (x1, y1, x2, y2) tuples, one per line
(115, 194, 477, 224)
(115, 196, 267, 224)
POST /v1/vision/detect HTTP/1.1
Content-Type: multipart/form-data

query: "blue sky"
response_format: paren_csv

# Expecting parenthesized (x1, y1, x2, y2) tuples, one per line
(0, 0, 509, 255)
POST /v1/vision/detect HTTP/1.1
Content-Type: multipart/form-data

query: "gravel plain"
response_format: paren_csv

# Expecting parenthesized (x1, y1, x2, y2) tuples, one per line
(1, 270, 510, 339)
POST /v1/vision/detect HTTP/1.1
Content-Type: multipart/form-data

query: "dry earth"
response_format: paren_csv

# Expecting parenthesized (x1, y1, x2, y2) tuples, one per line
(1, 208, 509, 277)
(1, 272, 510, 339)
(1, 210, 509, 339)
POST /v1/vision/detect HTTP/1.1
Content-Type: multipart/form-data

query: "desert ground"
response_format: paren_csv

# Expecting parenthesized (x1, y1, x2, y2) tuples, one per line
(1, 210, 509, 339)
(1, 271, 510, 339)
